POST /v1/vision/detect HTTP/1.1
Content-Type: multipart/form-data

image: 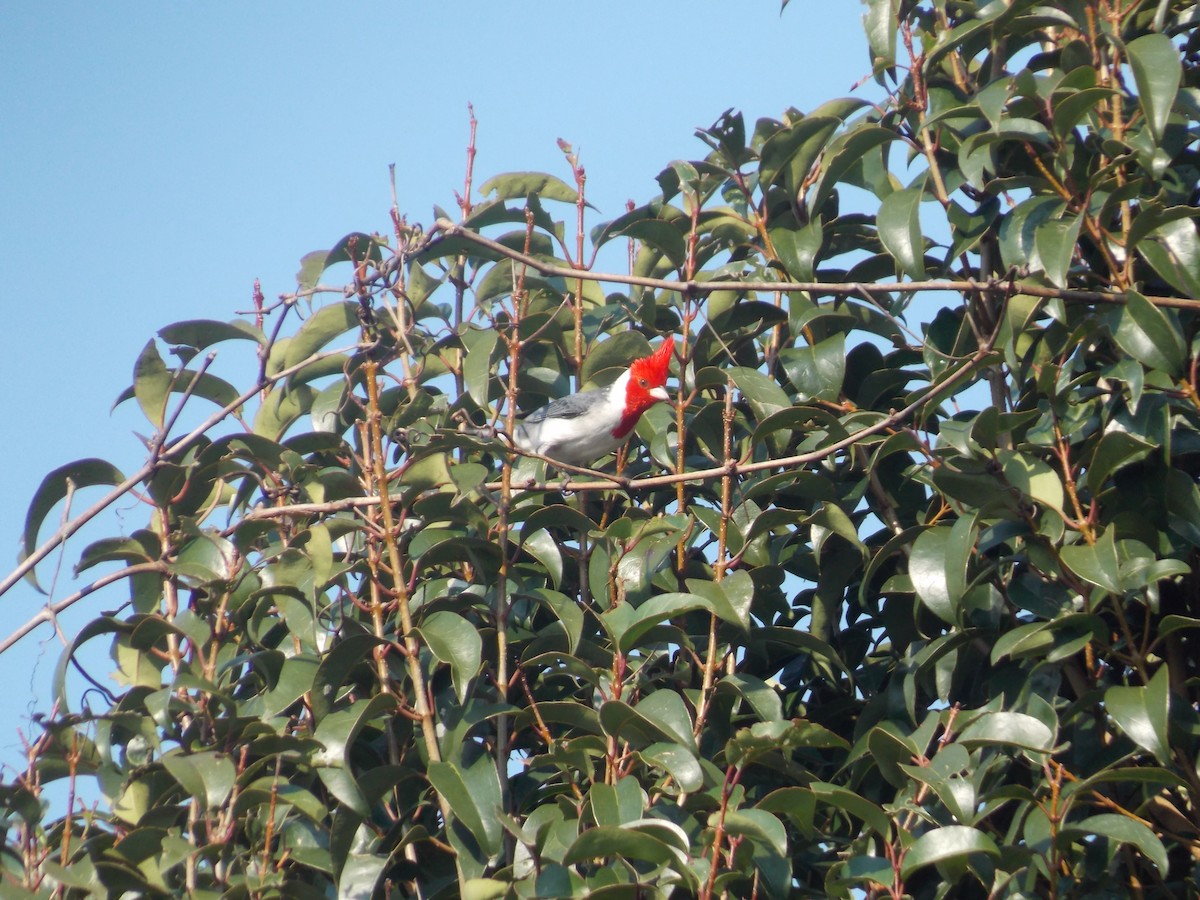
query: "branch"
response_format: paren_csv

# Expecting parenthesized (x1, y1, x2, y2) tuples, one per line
(486, 342, 995, 493)
(200, 340, 995, 517)
(432, 218, 1200, 311)
(234, 496, 385, 527)
(0, 562, 166, 656)
(0, 341, 368, 602)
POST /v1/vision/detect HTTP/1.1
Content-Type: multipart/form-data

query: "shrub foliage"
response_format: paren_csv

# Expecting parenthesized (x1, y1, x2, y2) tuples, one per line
(7, 2, 1200, 897)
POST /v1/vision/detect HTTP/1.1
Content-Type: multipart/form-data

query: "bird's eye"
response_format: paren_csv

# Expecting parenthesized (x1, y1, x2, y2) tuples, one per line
(639, 378, 648, 388)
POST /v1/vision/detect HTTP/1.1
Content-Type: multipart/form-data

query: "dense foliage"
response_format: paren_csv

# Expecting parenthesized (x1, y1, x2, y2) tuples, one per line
(6, 1, 1200, 896)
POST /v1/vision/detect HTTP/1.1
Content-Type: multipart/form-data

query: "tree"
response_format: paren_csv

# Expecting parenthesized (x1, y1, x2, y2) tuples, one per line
(5, 1, 1200, 896)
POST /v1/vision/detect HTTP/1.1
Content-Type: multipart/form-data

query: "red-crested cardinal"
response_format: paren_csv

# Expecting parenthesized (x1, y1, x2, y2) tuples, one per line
(512, 340, 674, 466)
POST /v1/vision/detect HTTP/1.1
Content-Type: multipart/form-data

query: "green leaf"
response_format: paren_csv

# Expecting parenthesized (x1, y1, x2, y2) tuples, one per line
(313, 694, 397, 815)
(808, 783, 891, 837)
(957, 711, 1055, 753)
(1110, 290, 1186, 375)
(725, 366, 791, 424)
(863, 0, 898, 71)
(685, 576, 753, 631)
(161, 751, 236, 810)
(589, 777, 644, 827)
(715, 808, 787, 858)
(997, 449, 1065, 514)
(522, 528, 564, 589)
(999, 195, 1064, 274)
(581, 332, 658, 384)
(1034, 214, 1082, 287)
(1063, 814, 1168, 872)
(282, 301, 360, 372)
(877, 187, 925, 279)
(759, 116, 841, 191)
(311, 633, 387, 722)
(779, 337, 846, 402)
(337, 854, 389, 900)
(810, 126, 901, 214)
(901, 825, 999, 878)
(909, 521, 973, 624)
(416, 611, 482, 705)
(716, 674, 783, 723)
(1061, 528, 1122, 595)
(75, 531, 160, 575)
(1052, 87, 1118, 137)
(158, 318, 264, 350)
(1127, 33, 1180, 145)
(173, 528, 236, 584)
(241, 654, 320, 719)
(462, 879, 510, 900)
(22, 458, 126, 591)
(1105, 665, 1170, 763)
(634, 690, 696, 751)
(478, 171, 580, 204)
(132, 339, 171, 428)
(770, 220, 823, 281)
(1126, 205, 1200, 253)
(947, 197, 1000, 259)
(1085, 431, 1156, 493)
(600, 700, 684, 750)
(461, 327, 499, 409)
(114, 369, 242, 416)
(428, 759, 503, 858)
(295, 232, 385, 290)
(602, 591, 719, 654)
(1140, 218, 1200, 298)
(638, 743, 703, 793)
(609, 219, 686, 269)
(562, 826, 686, 868)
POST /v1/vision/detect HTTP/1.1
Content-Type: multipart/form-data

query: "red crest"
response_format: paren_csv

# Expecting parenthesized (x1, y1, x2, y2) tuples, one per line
(628, 339, 674, 387)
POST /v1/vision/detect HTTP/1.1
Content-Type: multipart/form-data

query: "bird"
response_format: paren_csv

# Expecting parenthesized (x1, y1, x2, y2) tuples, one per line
(512, 339, 674, 466)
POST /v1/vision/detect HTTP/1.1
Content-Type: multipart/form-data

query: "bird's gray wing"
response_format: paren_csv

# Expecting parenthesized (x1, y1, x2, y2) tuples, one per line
(520, 388, 606, 424)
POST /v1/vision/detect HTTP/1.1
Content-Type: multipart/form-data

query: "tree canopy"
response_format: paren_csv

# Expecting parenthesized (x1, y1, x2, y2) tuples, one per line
(6, 1, 1200, 897)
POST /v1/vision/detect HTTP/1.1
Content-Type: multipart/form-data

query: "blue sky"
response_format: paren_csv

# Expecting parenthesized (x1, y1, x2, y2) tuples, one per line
(0, 3, 874, 777)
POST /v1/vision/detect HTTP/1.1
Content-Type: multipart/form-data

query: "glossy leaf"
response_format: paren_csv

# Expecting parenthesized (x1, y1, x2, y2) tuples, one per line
(901, 826, 999, 878)
(638, 743, 703, 792)
(809, 126, 900, 214)
(759, 116, 841, 192)
(131, 339, 171, 427)
(1110, 290, 1185, 375)
(416, 611, 482, 705)
(462, 327, 499, 409)
(909, 522, 972, 624)
(161, 751, 235, 810)
(779, 336, 846, 402)
(1060, 528, 1122, 595)
(877, 187, 925, 279)
(957, 711, 1055, 753)
(22, 458, 126, 590)
(478, 171, 581, 204)
(1063, 814, 1168, 872)
(1127, 33, 1180, 145)
(282, 300, 360, 371)
(428, 759, 503, 858)
(561, 825, 685, 869)
(1106, 666, 1170, 764)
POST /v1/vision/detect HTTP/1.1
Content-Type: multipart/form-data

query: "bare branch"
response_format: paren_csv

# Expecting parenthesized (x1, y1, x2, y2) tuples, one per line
(0, 341, 367, 602)
(0, 563, 166, 656)
(432, 218, 1200, 311)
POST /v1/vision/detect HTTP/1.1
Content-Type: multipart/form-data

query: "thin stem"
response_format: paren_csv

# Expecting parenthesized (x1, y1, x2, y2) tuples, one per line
(431, 219, 1196, 309)
(363, 360, 445, 778)
(1, 341, 363, 602)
